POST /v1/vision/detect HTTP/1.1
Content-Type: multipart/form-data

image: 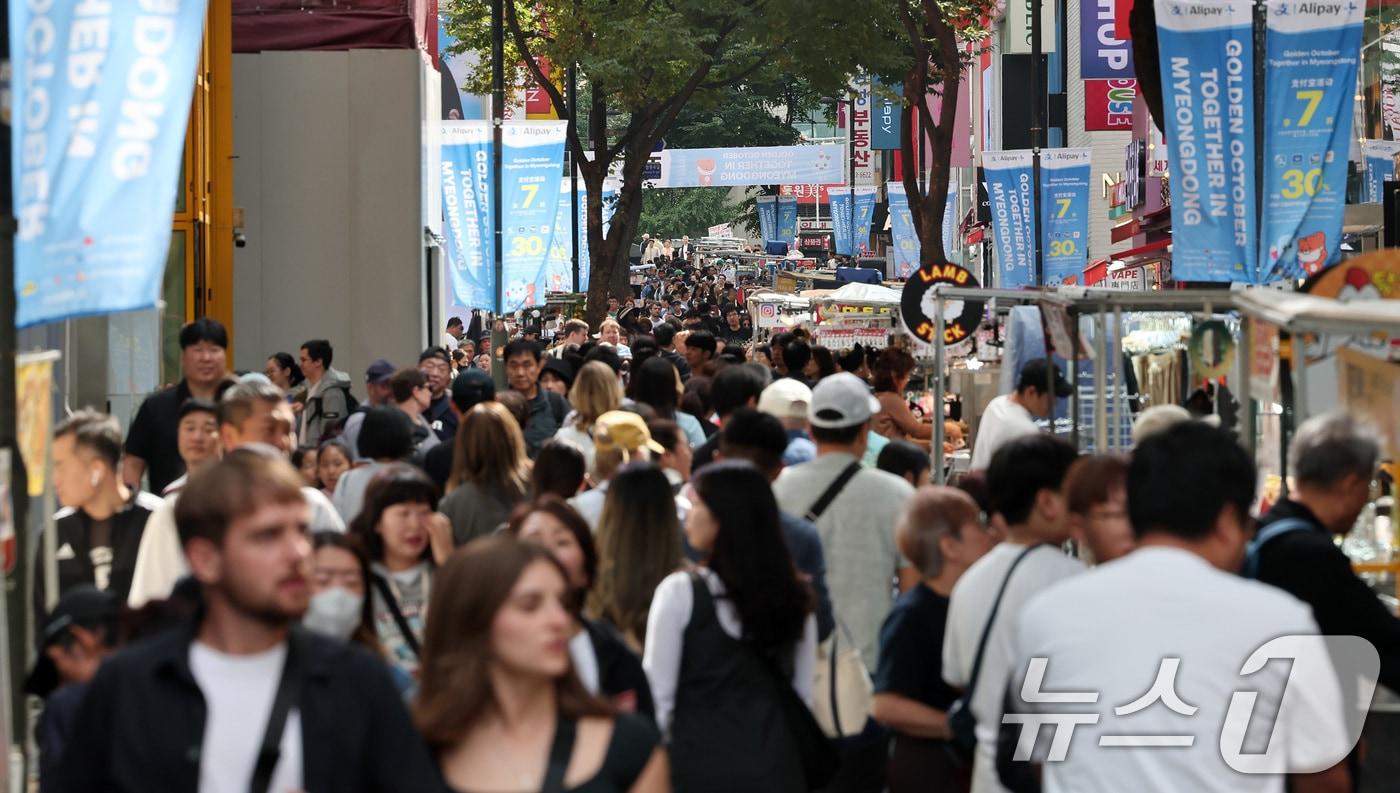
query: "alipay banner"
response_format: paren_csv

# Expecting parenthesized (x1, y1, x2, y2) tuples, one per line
(12, 0, 208, 327)
(887, 183, 919, 278)
(853, 187, 878, 255)
(1040, 148, 1093, 286)
(1154, 0, 1256, 283)
(776, 195, 799, 243)
(1260, 0, 1361, 282)
(943, 177, 962, 264)
(1362, 140, 1400, 204)
(872, 81, 904, 151)
(756, 196, 779, 242)
(441, 123, 495, 310)
(500, 123, 567, 312)
(983, 150, 1037, 288)
(831, 190, 854, 255)
(659, 145, 844, 188)
(441, 121, 567, 311)
(544, 179, 614, 294)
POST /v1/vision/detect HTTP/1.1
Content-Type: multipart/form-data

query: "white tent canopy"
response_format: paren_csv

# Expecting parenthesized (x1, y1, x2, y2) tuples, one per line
(817, 282, 902, 306)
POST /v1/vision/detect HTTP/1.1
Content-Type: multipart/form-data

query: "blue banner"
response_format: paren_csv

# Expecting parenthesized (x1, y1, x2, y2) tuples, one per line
(983, 150, 1038, 288)
(1155, 0, 1256, 283)
(1363, 141, 1400, 204)
(442, 123, 495, 310)
(659, 144, 846, 187)
(831, 190, 854, 255)
(853, 187, 877, 256)
(1080, 0, 1135, 79)
(872, 81, 904, 151)
(545, 179, 608, 294)
(441, 121, 567, 311)
(12, 0, 208, 327)
(756, 196, 779, 243)
(1260, 0, 1361, 282)
(1040, 149, 1092, 286)
(776, 195, 799, 243)
(888, 184, 919, 278)
(942, 178, 961, 265)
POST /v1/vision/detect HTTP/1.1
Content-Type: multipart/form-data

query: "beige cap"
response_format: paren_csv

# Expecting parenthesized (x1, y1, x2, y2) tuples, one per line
(758, 379, 813, 421)
(594, 410, 666, 458)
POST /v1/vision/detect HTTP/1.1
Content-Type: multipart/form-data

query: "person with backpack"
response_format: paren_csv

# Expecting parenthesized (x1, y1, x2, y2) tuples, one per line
(503, 339, 570, 458)
(298, 339, 355, 446)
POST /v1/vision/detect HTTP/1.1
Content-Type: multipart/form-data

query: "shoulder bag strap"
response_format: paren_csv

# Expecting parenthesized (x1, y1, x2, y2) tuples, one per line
(540, 715, 578, 793)
(963, 545, 1041, 703)
(250, 631, 305, 793)
(1243, 518, 1315, 579)
(370, 573, 422, 657)
(804, 461, 863, 523)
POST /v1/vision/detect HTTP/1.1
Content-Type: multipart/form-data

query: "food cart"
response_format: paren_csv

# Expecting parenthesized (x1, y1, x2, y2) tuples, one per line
(810, 282, 900, 352)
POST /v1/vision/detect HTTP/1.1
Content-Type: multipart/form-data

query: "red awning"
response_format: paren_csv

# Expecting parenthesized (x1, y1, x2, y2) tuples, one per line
(1109, 238, 1170, 268)
(233, 0, 432, 53)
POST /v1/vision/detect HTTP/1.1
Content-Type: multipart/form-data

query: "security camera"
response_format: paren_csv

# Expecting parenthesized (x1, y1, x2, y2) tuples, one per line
(234, 231, 247, 248)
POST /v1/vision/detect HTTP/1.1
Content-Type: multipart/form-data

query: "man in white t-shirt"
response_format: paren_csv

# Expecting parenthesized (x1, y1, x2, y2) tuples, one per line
(61, 452, 439, 792)
(969, 358, 1072, 471)
(943, 433, 1082, 793)
(1001, 422, 1353, 793)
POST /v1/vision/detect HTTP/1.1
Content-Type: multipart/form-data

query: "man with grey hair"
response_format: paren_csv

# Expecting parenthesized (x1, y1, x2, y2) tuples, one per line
(1251, 412, 1400, 709)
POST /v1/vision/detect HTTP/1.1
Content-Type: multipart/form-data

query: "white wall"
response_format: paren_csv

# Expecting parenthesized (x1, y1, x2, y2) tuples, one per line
(232, 50, 440, 391)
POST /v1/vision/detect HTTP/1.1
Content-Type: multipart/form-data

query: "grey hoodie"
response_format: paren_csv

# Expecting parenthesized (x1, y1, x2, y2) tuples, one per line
(301, 367, 354, 445)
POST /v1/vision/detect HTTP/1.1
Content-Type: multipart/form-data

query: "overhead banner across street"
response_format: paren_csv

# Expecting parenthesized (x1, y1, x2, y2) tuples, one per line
(1040, 148, 1092, 286)
(1260, 0, 1362, 282)
(11, 0, 209, 327)
(441, 121, 567, 312)
(1154, 0, 1256, 283)
(983, 150, 1038, 288)
(657, 144, 845, 188)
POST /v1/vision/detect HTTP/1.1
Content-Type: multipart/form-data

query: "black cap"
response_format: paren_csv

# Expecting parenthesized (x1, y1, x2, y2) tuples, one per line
(1017, 358, 1073, 398)
(419, 347, 451, 366)
(541, 357, 576, 388)
(451, 368, 496, 413)
(27, 585, 118, 697)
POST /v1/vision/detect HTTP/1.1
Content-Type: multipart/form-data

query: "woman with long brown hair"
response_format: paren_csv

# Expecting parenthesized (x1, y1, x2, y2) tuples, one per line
(439, 401, 532, 545)
(554, 361, 625, 478)
(416, 536, 669, 793)
(871, 347, 933, 447)
(589, 463, 685, 651)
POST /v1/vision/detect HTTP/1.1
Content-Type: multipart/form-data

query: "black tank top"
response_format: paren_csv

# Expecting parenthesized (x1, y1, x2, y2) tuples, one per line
(669, 573, 805, 793)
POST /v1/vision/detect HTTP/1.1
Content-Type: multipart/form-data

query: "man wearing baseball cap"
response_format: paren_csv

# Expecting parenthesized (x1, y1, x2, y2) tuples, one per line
(758, 378, 817, 466)
(773, 372, 918, 786)
(340, 359, 396, 462)
(969, 357, 1073, 471)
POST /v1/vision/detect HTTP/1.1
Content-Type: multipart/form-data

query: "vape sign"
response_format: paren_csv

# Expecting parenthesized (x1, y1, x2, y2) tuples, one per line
(1085, 79, 1137, 131)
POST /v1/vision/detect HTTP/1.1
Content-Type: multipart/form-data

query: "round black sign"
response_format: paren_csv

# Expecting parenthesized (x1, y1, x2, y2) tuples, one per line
(899, 262, 985, 346)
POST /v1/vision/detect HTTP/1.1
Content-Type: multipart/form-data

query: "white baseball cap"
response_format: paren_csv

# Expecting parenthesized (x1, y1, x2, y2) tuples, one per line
(809, 372, 882, 429)
(759, 379, 813, 421)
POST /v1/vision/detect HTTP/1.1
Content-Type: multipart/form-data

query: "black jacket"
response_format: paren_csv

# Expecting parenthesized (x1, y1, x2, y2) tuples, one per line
(584, 618, 656, 724)
(1256, 499, 1400, 694)
(57, 622, 445, 793)
(40, 491, 162, 619)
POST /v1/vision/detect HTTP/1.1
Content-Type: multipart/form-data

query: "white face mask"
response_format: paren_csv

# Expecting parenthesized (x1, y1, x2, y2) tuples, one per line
(303, 587, 364, 641)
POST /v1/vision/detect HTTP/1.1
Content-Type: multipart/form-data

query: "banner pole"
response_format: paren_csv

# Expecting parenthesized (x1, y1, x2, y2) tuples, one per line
(568, 64, 580, 294)
(491, 0, 505, 314)
(1253, 0, 1266, 284)
(1031, 0, 1045, 287)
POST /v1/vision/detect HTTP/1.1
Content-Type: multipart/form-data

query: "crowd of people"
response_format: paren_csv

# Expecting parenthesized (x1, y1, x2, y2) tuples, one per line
(25, 257, 1400, 793)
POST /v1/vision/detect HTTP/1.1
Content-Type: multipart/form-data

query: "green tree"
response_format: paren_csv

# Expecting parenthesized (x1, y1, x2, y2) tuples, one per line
(638, 188, 740, 240)
(443, 0, 882, 326)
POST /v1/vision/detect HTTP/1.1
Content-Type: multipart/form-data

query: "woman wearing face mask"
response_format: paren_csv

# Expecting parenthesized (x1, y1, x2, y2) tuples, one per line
(350, 464, 453, 697)
(415, 537, 669, 793)
(508, 497, 655, 721)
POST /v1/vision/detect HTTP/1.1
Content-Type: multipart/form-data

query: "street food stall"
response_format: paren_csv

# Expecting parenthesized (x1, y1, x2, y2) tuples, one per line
(810, 282, 900, 352)
(746, 290, 811, 339)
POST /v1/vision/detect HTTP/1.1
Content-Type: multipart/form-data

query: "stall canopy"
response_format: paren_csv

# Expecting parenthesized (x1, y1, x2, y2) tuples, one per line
(818, 282, 903, 307)
(1233, 289, 1400, 338)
